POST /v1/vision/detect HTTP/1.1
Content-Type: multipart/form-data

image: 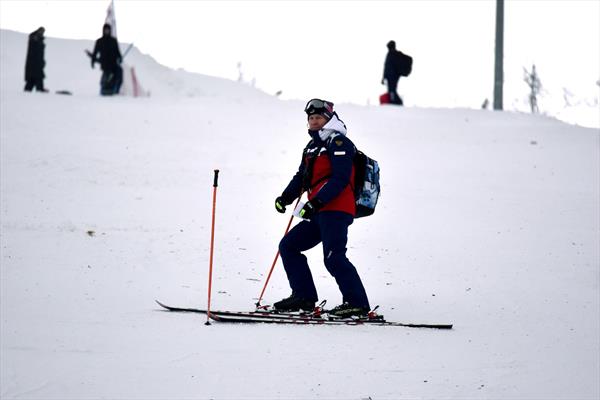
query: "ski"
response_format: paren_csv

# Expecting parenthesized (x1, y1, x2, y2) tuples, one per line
(156, 300, 453, 329)
(155, 300, 320, 320)
(208, 312, 452, 328)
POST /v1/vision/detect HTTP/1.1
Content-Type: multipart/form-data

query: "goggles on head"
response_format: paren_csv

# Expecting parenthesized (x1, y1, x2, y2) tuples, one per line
(304, 99, 334, 115)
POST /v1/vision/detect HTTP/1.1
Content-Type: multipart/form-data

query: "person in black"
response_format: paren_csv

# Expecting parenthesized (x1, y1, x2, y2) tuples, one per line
(382, 40, 404, 105)
(24, 27, 46, 92)
(90, 24, 122, 95)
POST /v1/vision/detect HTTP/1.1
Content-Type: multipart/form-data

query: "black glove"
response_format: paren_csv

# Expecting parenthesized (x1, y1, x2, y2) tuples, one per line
(299, 199, 323, 220)
(275, 196, 288, 213)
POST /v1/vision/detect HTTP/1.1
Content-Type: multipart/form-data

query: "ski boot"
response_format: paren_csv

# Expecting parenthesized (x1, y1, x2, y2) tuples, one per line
(327, 302, 370, 319)
(273, 293, 315, 312)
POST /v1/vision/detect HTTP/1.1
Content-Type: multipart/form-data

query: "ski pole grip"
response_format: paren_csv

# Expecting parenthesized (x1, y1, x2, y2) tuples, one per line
(213, 169, 220, 187)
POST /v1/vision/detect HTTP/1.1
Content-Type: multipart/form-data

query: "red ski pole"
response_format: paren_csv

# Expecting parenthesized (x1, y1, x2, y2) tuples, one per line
(205, 169, 219, 326)
(255, 196, 302, 308)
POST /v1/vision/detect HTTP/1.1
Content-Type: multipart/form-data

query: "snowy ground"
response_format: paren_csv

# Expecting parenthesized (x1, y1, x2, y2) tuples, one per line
(1, 30, 599, 399)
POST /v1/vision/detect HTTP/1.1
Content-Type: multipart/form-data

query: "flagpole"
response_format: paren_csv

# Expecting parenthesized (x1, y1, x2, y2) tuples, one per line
(113, 0, 117, 39)
(105, 0, 117, 39)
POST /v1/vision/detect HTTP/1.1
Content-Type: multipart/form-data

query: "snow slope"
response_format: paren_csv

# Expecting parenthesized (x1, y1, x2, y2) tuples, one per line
(1, 29, 599, 399)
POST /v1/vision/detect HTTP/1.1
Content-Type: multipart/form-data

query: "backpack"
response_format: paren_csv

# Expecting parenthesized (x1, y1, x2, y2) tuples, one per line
(398, 51, 413, 77)
(353, 150, 381, 218)
(303, 137, 381, 218)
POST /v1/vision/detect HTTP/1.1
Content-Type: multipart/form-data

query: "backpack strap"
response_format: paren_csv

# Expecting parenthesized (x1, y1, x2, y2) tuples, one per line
(327, 133, 357, 193)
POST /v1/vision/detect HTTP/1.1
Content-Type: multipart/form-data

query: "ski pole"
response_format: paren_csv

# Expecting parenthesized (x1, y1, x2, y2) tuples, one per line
(206, 169, 219, 326)
(121, 42, 134, 61)
(255, 196, 302, 309)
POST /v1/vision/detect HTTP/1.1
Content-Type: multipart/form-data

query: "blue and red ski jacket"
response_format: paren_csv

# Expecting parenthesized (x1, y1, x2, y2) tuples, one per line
(281, 113, 356, 217)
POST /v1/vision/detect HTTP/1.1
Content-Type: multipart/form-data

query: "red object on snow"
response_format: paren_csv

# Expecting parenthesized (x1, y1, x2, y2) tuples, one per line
(379, 93, 390, 105)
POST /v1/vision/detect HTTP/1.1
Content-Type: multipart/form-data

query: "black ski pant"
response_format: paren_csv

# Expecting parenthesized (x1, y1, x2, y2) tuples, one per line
(386, 77, 403, 105)
(279, 211, 370, 309)
(100, 65, 123, 95)
(24, 78, 45, 92)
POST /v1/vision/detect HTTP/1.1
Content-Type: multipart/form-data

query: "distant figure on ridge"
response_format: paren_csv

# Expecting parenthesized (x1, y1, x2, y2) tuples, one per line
(523, 64, 541, 114)
(89, 23, 122, 95)
(381, 40, 412, 106)
(24, 27, 47, 92)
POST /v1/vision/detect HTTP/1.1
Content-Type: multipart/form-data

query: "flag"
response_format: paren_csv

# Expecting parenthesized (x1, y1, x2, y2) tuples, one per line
(105, 0, 117, 39)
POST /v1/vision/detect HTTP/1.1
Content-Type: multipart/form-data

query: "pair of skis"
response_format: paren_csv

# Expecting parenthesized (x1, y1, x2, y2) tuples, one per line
(156, 300, 453, 329)
(160, 171, 453, 330)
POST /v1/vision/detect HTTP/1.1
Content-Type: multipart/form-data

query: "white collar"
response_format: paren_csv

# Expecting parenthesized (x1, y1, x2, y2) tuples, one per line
(318, 113, 347, 142)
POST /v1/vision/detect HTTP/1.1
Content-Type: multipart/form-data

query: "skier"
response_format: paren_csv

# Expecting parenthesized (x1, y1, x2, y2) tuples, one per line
(381, 40, 405, 105)
(273, 99, 371, 318)
(24, 27, 47, 92)
(90, 24, 122, 95)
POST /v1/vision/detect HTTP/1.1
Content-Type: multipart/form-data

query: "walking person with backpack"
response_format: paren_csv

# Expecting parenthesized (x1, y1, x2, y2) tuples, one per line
(382, 40, 412, 105)
(273, 99, 371, 318)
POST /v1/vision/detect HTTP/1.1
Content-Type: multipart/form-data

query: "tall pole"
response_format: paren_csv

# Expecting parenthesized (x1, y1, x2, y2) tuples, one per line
(494, 0, 504, 110)
(205, 169, 219, 325)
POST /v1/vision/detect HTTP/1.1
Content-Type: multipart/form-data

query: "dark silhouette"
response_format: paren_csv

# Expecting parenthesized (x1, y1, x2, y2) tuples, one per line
(90, 24, 122, 95)
(523, 64, 541, 114)
(381, 40, 412, 105)
(24, 27, 46, 92)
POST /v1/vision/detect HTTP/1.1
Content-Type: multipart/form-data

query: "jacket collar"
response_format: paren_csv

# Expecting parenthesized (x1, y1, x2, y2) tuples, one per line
(308, 112, 347, 143)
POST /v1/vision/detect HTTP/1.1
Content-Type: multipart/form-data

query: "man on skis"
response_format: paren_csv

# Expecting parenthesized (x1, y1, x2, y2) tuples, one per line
(273, 99, 371, 318)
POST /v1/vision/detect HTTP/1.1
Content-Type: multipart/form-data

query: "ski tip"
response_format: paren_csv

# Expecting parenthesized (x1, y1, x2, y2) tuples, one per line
(155, 300, 169, 309)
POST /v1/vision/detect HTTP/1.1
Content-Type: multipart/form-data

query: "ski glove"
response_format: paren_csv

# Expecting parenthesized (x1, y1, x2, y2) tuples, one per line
(275, 196, 287, 213)
(299, 199, 323, 220)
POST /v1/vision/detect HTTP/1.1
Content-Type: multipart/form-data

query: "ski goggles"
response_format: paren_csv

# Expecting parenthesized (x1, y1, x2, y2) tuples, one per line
(304, 99, 334, 115)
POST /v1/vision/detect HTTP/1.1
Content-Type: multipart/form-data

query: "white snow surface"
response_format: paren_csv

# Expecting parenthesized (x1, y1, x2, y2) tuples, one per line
(1, 30, 599, 400)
